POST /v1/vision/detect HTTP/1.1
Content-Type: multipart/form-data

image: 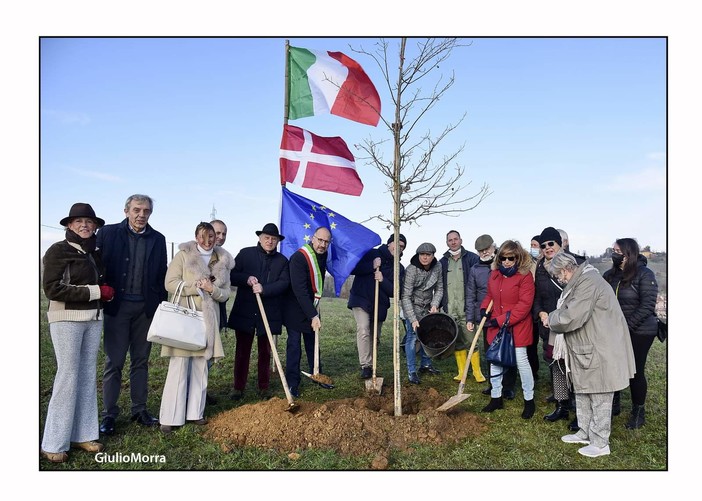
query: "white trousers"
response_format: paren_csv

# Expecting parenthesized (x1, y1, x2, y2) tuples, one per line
(159, 356, 208, 426)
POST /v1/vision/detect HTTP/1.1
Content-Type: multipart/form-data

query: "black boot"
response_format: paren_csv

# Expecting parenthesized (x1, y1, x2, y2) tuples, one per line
(625, 405, 646, 429)
(482, 397, 504, 413)
(612, 391, 621, 417)
(522, 399, 535, 419)
(568, 417, 580, 431)
(543, 400, 569, 422)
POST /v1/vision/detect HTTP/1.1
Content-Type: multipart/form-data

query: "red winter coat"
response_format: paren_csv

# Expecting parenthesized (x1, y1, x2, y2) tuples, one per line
(480, 270, 535, 347)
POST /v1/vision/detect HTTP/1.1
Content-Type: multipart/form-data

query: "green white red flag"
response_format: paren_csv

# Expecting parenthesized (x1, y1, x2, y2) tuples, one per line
(287, 46, 381, 126)
(280, 124, 363, 196)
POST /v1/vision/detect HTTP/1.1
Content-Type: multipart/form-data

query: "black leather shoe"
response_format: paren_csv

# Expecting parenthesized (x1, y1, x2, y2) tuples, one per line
(289, 386, 300, 398)
(568, 417, 580, 432)
(131, 410, 159, 427)
(99, 416, 115, 435)
(419, 365, 440, 375)
(360, 366, 373, 379)
(408, 372, 420, 385)
(502, 388, 516, 400)
(544, 402, 570, 422)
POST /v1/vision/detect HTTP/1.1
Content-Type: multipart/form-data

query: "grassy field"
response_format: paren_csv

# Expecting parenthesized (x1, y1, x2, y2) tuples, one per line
(39, 294, 667, 471)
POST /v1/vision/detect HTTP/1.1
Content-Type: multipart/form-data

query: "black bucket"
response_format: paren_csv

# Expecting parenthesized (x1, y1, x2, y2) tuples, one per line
(417, 312, 458, 359)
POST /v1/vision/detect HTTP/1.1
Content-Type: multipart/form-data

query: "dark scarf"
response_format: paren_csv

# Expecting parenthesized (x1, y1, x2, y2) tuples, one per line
(65, 229, 97, 253)
(498, 264, 518, 277)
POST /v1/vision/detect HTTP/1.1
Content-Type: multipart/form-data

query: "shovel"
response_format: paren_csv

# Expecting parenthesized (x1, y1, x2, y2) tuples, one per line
(365, 268, 384, 395)
(301, 325, 335, 389)
(437, 300, 493, 412)
(255, 293, 299, 413)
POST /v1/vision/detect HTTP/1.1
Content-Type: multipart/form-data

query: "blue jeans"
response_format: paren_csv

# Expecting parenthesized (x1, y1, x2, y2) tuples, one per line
(490, 346, 534, 400)
(404, 319, 432, 375)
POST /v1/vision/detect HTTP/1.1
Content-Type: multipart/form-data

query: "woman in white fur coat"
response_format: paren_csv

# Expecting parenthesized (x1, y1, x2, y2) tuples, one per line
(159, 222, 234, 433)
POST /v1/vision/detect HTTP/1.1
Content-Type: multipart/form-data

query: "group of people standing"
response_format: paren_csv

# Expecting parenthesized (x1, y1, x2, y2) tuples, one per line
(41, 196, 661, 463)
(348, 226, 661, 459)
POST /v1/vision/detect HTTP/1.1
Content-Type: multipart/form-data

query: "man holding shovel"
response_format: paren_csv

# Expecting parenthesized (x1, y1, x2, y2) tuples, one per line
(283, 226, 331, 397)
(348, 234, 406, 379)
(227, 223, 289, 401)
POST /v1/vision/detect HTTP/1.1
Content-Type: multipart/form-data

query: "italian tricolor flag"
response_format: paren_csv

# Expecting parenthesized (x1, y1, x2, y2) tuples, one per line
(287, 46, 381, 126)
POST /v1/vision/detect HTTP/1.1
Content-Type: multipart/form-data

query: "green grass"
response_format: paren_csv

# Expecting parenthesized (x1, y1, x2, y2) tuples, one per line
(39, 295, 667, 471)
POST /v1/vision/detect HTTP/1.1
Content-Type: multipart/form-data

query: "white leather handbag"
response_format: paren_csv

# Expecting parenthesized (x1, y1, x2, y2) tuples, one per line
(147, 281, 206, 351)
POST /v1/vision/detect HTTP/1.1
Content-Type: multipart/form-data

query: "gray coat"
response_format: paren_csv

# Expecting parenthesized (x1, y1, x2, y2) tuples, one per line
(547, 262, 636, 394)
(401, 254, 444, 324)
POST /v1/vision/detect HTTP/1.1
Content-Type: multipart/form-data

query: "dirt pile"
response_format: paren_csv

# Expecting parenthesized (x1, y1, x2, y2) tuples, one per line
(204, 386, 487, 464)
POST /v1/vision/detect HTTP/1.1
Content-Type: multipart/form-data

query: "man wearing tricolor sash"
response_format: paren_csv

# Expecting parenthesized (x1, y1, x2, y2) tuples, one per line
(282, 227, 331, 397)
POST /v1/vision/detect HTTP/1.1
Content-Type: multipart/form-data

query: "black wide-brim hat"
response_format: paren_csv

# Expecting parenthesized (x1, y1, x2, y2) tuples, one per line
(60, 202, 105, 228)
(255, 222, 285, 240)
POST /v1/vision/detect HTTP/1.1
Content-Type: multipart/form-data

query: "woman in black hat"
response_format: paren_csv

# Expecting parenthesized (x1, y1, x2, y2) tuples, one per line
(41, 203, 115, 463)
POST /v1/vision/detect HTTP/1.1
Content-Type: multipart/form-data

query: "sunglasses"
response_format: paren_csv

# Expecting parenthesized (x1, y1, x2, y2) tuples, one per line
(540, 241, 557, 249)
(499, 255, 516, 262)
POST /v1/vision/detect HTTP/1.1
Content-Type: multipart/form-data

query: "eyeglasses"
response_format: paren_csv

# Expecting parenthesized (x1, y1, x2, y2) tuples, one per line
(313, 236, 331, 245)
(499, 255, 516, 262)
(540, 241, 557, 249)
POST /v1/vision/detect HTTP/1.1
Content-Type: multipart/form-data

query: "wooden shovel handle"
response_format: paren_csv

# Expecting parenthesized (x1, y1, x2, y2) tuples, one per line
(256, 293, 295, 406)
(457, 300, 494, 394)
(372, 267, 380, 378)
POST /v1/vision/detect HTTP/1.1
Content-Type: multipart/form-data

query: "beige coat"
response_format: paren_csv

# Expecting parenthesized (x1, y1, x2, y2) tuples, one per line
(548, 262, 636, 394)
(161, 241, 234, 360)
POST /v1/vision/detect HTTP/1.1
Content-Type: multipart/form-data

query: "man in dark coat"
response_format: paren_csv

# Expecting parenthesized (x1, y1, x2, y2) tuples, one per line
(96, 194, 167, 435)
(228, 223, 290, 400)
(347, 233, 406, 379)
(282, 226, 330, 397)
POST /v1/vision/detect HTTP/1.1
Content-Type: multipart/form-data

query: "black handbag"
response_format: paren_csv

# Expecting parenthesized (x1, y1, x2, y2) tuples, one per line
(486, 311, 517, 367)
(656, 317, 667, 343)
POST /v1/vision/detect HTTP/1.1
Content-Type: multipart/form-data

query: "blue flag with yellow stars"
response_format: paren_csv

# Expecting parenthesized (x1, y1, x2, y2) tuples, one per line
(280, 186, 381, 296)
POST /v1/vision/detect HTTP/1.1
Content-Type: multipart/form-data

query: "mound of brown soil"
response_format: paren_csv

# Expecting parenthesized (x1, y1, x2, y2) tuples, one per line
(204, 386, 487, 467)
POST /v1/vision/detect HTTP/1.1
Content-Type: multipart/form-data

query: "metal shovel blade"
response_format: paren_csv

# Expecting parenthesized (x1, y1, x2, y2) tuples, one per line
(436, 393, 471, 412)
(365, 376, 384, 395)
(301, 371, 335, 389)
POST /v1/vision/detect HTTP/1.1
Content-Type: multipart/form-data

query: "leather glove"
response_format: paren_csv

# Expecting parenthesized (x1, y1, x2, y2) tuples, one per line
(487, 318, 499, 328)
(480, 308, 491, 320)
(100, 284, 115, 302)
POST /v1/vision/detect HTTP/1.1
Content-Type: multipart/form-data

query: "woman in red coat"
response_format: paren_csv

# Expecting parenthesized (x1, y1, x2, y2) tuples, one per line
(480, 240, 536, 418)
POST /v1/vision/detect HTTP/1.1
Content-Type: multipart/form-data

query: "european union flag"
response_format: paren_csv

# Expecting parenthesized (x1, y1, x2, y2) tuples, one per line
(280, 186, 381, 296)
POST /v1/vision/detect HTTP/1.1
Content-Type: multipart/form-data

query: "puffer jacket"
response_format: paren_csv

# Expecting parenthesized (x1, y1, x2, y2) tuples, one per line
(465, 260, 492, 323)
(401, 254, 443, 324)
(603, 254, 658, 337)
(347, 244, 404, 323)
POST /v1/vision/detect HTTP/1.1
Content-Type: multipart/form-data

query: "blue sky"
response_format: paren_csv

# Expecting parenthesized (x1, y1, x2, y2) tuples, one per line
(40, 36, 666, 261)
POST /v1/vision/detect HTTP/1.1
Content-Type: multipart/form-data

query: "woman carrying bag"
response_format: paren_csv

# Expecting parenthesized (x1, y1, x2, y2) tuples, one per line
(159, 222, 234, 433)
(480, 240, 536, 418)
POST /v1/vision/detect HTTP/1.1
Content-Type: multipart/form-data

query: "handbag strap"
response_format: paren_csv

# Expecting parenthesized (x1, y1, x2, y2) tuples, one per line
(504, 311, 511, 327)
(172, 281, 186, 304)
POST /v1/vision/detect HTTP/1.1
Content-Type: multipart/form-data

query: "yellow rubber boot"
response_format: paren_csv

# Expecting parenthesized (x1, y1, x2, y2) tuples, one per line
(471, 351, 486, 382)
(453, 349, 468, 381)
